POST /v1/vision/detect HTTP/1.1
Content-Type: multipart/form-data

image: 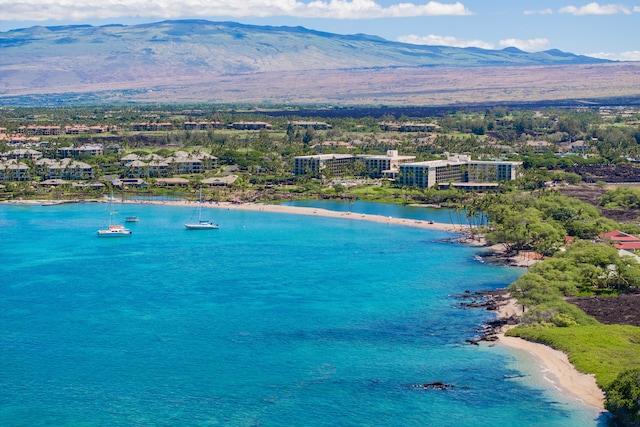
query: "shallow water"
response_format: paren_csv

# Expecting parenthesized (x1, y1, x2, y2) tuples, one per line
(282, 199, 469, 224)
(0, 202, 606, 426)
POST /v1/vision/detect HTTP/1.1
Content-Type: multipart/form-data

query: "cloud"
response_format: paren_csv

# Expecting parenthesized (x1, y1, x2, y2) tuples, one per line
(559, 3, 632, 15)
(587, 51, 640, 61)
(0, 0, 473, 22)
(498, 38, 550, 52)
(524, 9, 553, 15)
(397, 34, 494, 49)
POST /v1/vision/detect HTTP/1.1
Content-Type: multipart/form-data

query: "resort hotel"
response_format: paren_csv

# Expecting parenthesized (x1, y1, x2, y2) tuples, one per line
(293, 151, 522, 190)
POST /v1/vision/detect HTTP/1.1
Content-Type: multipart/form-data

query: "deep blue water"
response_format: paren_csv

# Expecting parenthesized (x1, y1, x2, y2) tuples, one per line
(0, 202, 607, 426)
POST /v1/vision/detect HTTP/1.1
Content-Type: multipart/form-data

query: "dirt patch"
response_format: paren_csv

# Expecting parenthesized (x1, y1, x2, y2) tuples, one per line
(566, 293, 640, 326)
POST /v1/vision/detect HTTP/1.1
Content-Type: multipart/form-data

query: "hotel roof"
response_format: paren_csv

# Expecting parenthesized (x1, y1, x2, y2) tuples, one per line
(295, 154, 354, 160)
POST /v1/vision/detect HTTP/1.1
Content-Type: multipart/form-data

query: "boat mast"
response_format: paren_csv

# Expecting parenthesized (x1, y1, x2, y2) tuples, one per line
(198, 186, 203, 221)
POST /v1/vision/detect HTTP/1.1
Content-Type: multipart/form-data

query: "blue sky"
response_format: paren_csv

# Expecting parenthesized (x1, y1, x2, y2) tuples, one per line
(0, 0, 638, 60)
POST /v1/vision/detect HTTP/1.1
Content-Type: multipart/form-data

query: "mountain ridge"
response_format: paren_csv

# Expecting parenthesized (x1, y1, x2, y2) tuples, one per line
(0, 19, 608, 72)
(1, 20, 637, 106)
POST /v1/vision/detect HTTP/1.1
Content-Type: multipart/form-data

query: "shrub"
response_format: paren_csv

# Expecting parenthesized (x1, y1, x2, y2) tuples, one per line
(605, 368, 640, 426)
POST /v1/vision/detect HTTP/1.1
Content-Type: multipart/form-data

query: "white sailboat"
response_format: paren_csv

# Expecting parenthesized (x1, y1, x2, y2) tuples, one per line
(97, 192, 132, 237)
(185, 187, 219, 230)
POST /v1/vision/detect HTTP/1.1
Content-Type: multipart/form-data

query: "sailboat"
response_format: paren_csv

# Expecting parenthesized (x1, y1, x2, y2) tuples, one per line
(185, 187, 219, 230)
(97, 192, 132, 237)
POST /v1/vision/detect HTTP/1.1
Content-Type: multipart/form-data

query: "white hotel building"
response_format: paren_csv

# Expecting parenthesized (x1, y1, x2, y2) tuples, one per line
(294, 152, 521, 189)
(398, 155, 522, 189)
(294, 150, 415, 178)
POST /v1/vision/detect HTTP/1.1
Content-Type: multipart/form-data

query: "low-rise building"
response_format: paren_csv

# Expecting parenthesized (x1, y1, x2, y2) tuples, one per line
(1, 148, 43, 160)
(170, 151, 218, 174)
(64, 125, 113, 134)
(229, 122, 272, 130)
(379, 122, 440, 132)
(58, 144, 104, 158)
(36, 158, 93, 180)
(183, 121, 222, 130)
(17, 125, 62, 136)
(0, 159, 30, 181)
(132, 123, 174, 131)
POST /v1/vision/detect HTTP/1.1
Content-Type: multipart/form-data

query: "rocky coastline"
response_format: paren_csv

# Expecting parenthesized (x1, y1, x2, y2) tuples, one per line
(455, 287, 606, 410)
(452, 288, 521, 345)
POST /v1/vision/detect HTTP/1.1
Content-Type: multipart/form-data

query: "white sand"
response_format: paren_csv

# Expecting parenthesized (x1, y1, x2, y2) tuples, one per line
(123, 199, 468, 233)
(3, 198, 470, 232)
(494, 296, 605, 410)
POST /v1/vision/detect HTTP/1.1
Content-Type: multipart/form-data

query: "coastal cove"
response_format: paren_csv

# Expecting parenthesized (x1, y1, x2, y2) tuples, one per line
(0, 200, 607, 426)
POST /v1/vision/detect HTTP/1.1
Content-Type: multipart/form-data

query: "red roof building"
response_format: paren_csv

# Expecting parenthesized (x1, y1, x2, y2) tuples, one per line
(600, 230, 640, 242)
(615, 241, 640, 250)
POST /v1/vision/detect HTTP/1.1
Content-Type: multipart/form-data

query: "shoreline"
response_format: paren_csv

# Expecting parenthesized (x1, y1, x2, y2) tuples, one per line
(492, 295, 606, 411)
(3, 198, 469, 233)
(4, 198, 605, 411)
(143, 199, 467, 233)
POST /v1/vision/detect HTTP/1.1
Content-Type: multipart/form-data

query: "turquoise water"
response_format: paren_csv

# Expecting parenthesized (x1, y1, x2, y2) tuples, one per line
(282, 199, 469, 224)
(0, 202, 607, 426)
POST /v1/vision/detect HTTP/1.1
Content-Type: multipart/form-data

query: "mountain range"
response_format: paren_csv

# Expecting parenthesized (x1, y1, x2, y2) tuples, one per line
(0, 20, 638, 106)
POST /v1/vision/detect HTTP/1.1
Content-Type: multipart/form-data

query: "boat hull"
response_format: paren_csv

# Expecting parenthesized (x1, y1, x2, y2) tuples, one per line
(185, 222, 219, 230)
(97, 231, 132, 237)
(97, 225, 132, 237)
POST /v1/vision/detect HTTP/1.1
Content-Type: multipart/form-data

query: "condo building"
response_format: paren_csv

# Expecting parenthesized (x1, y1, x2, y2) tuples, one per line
(293, 154, 354, 177)
(355, 150, 416, 178)
(399, 155, 522, 189)
(294, 152, 521, 189)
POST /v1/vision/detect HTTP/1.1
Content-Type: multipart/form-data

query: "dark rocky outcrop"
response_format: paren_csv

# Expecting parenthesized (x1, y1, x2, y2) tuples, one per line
(452, 289, 518, 344)
(412, 382, 455, 391)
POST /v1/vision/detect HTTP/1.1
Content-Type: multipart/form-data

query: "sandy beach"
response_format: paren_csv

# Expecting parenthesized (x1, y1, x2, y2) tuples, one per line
(4, 198, 468, 232)
(4, 198, 605, 410)
(493, 296, 605, 411)
(163, 200, 469, 232)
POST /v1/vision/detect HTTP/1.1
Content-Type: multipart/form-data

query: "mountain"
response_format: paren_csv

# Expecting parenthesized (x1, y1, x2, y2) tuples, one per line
(0, 20, 635, 106)
(0, 20, 607, 73)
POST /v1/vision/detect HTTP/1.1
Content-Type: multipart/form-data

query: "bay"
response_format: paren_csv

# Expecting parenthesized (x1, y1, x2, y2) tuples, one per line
(0, 202, 606, 426)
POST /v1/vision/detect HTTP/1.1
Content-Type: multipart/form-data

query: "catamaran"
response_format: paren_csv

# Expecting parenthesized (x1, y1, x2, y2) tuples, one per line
(97, 193, 132, 237)
(185, 187, 219, 230)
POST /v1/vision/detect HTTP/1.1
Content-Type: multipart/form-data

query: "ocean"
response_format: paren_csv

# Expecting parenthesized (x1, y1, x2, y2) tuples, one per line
(0, 201, 607, 426)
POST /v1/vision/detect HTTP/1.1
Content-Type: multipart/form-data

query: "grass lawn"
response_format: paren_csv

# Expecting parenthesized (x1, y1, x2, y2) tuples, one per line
(507, 324, 640, 389)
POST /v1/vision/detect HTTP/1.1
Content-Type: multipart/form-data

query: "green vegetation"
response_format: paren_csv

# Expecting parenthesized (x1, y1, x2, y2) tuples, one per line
(605, 368, 640, 426)
(465, 189, 640, 423)
(510, 240, 640, 305)
(471, 191, 617, 255)
(505, 241, 640, 424)
(601, 186, 640, 210)
(1, 104, 640, 205)
(506, 326, 640, 389)
(4, 104, 640, 422)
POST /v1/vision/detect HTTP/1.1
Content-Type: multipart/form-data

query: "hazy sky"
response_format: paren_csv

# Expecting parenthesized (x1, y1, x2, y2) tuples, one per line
(0, 0, 638, 60)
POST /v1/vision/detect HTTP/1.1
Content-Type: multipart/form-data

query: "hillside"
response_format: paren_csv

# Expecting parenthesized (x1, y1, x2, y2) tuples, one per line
(1, 20, 638, 106)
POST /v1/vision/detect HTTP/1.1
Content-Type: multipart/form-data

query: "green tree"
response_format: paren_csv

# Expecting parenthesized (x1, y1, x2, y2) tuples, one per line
(606, 368, 640, 426)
